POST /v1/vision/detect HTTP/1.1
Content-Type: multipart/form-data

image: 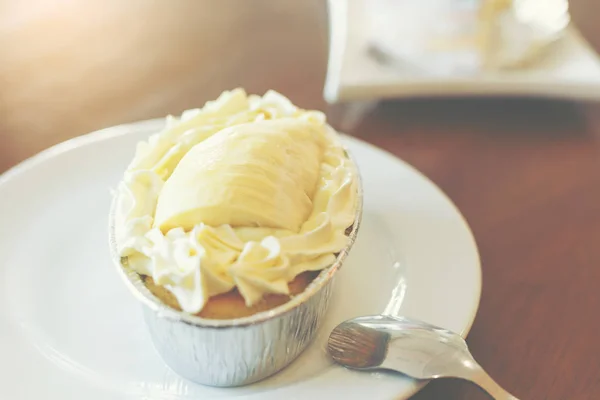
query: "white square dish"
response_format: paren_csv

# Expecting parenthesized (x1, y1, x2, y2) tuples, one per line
(324, 0, 600, 103)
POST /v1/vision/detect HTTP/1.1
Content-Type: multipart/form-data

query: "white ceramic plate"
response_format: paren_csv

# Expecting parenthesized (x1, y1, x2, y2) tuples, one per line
(325, 0, 600, 103)
(0, 119, 481, 400)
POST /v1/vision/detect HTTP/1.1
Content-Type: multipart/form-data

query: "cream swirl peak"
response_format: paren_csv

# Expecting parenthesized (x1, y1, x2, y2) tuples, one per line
(114, 89, 357, 313)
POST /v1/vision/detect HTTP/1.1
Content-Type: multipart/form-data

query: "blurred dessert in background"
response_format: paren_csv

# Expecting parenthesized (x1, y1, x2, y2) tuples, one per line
(364, 0, 570, 75)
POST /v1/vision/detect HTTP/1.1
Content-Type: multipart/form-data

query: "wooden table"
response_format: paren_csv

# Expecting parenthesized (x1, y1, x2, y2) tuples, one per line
(2, 1, 600, 398)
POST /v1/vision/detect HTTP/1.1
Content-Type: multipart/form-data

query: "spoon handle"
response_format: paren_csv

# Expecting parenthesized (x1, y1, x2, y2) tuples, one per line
(468, 366, 520, 400)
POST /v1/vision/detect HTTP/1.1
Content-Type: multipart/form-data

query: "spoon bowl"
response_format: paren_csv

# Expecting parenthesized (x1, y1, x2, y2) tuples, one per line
(327, 315, 519, 400)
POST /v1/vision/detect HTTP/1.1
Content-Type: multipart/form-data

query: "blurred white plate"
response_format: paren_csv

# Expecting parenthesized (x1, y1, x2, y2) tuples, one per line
(0, 119, 480, 399)
(325, 0, 600, 103)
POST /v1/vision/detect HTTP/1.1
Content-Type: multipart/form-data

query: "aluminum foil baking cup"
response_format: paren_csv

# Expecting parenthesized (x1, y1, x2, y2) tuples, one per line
(108, 153, 363, 387)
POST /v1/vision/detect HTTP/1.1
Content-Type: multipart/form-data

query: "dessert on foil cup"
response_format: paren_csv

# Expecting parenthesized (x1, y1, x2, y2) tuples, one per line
(108, 181, 361, 387)
(108, 89, 362, 386)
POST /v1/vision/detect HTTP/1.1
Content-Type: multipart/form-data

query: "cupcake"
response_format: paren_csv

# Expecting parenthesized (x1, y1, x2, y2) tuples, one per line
(109, 89, 361, 386)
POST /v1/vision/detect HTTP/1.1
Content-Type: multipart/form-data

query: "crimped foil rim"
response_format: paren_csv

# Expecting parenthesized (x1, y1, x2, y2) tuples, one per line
(108, 148, 363, 329)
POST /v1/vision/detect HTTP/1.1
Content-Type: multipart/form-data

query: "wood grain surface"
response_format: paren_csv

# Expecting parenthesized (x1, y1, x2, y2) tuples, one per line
(2, 1, 600, 399)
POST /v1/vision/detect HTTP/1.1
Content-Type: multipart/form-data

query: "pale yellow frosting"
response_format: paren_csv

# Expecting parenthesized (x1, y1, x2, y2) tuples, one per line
(114, 89, 357, 313)
(154, 119, 326, 232)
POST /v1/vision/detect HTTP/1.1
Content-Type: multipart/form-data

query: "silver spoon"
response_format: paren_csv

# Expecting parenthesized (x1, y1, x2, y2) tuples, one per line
(327, 315, 520, 400)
